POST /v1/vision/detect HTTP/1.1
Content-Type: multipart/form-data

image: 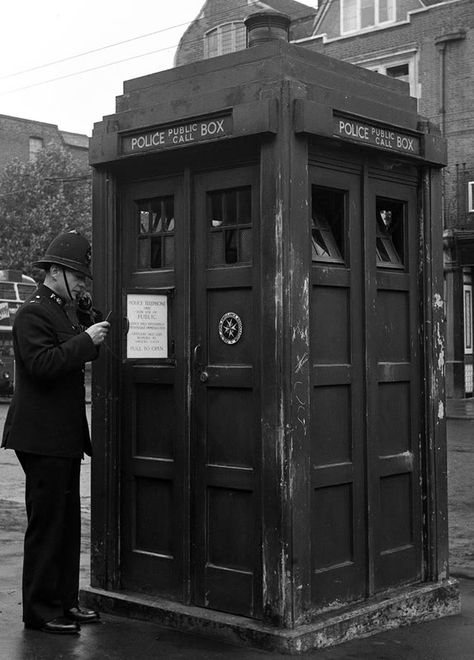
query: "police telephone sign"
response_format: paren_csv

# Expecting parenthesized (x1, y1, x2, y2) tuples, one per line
(334, 115, 420, 156)
(122, 115, 232, 155)
(126, 293, 168, 359)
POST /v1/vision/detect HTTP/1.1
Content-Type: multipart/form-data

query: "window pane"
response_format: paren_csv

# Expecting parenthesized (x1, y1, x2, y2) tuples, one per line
(225, 229, 238, 264)
(29, 137, 43, 163)
(207, 186, 252, 266)
(163, 237, 174, 267)
(0, 283, 16, 300)
(386, 63, 409, 83)
(17, 284, 36, 300)
(361, 0, 375, 28)
(151, 211, 162, 233)
(225, 190, 237, 225)
(206, 29, 218, 58)
(140, 211, 150, 233)
(239, 229, 252, 263)
(379, 0, 394, 22)
(137, 196, 175, 269)
(138, 238, 149, 269)
(464, 287, 473, 352)
(206, 22, 246, 58)
(376, 197, 405, 268)
(221, 23, 233, 54)
(235, 24, 247, 50)
(210, 192, 223, 227)
(164, 197, 175, 230)
(343, 0, 358, 32)
(150, 237, 162, 268)
(311, 186, 346, 264)
(209, 232, 224, 265)
(237, 189, 251, 223)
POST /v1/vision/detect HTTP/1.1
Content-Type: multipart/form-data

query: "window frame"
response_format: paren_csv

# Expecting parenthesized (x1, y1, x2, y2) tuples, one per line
(464, 283, 473, 354)
(375, 196, 406, 270)
(204, 21, 247, 59)
(341, 0, 396, 35)
(311, 185, 347, 266)
(351, 50, 420, 99)
(207, 185, 252, 266)
(136, 196, 176, 271)
(29, 136, 44, 162)
(468, 182, 474, 213)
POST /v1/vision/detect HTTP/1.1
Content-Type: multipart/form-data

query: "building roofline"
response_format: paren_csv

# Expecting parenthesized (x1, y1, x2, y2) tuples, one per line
(0, 113, 58, 129)
(302, 0, 466, 44)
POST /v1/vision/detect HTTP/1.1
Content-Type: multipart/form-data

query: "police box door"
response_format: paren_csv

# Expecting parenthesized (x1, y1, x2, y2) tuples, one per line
(120, 175, 188, 601)
(309, 157, 422, 609)
(119, 165, 261, 618)
(191, 166, 261, 618)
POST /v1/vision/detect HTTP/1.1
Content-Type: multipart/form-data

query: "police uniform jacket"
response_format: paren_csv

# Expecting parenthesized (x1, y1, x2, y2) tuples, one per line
(1, 284, 98, 458)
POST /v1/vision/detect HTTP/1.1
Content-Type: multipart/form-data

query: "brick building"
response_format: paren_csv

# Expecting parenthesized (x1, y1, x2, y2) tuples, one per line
(174, 0, 317, 65)
(175, 0, 474, 398)
(0, 113, 89, 170)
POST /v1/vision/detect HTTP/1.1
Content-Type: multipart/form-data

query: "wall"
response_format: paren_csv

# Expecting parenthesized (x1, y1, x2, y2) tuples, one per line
(175, 0, 317, 66)
(307, 0, 474, 230)
(0, 114, 89, 170)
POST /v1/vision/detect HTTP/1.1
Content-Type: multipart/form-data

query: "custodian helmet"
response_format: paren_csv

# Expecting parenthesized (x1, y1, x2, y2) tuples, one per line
(33, 230, 92, 279)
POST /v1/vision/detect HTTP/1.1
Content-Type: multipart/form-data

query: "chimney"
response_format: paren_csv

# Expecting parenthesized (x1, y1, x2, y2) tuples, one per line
(244, 11, 291, 48)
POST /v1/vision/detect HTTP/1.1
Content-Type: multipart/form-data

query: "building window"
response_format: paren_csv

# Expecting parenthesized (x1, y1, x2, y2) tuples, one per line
(29, 137, 43, 162)
(464, 284, 473, 354)
(341, 0, 396, 34)
(464, 278, 473, 394)
(353, 52, 419, 99)
(468, 182, 474, 213)
(204, 22, 246, 59)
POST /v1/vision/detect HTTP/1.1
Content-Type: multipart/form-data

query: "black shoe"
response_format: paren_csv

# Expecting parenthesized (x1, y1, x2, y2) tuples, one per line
(25, 617, 80, 634)
(64, 606, 101, 624)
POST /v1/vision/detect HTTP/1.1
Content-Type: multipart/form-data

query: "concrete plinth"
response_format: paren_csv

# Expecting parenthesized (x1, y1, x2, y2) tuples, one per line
(81, 579, 460, 654)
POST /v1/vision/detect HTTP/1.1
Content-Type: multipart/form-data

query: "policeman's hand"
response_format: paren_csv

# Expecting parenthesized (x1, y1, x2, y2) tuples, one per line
(85, 321, 110, 346)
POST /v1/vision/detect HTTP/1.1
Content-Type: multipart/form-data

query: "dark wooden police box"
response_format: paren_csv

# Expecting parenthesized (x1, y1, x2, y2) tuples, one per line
(84, 13, 459, 653)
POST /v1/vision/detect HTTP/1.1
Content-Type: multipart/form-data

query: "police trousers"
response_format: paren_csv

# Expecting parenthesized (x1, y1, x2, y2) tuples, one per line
(16, 451, 81, 626)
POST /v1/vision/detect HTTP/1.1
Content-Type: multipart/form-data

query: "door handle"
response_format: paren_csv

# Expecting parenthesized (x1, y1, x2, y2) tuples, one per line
(192, 343, 201, 366)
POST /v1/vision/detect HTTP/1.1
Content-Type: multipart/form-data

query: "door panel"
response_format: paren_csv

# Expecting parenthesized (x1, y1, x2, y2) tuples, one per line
(118, 167, 260, 616)
(310, 165, 367, 608)
(120, 176, 188, 600)
(370, 177, 422, 590)
(192, 167, 261, 618)
(310, 161, 422, 607)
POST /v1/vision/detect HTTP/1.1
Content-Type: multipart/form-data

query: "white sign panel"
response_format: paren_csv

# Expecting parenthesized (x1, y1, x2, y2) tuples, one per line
(126, 293, 168, 359)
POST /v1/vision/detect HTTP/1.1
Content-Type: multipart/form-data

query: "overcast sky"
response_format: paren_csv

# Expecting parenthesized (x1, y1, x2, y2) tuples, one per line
(0, 0, 210, 136)
(1, 1, 319, 137)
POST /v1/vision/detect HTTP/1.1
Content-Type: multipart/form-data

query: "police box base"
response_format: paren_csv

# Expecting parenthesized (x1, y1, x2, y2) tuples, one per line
(80, 578, 460, 654)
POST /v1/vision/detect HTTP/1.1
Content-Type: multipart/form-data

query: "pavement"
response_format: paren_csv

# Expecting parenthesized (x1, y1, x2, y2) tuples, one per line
(1, 400, 474, 658)
(446, 397, 474, 420)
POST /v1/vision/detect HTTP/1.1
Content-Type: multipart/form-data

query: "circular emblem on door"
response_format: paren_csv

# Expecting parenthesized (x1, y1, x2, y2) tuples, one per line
(218, 312, 243, 345)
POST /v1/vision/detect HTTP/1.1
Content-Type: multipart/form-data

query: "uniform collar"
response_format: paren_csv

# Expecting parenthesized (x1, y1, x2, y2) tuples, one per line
(40, 284, 66, 308)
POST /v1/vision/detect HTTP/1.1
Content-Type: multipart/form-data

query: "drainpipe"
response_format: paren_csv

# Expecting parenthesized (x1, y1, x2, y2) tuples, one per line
(434, 31, 466, 136)
(434, 31, 466, 224)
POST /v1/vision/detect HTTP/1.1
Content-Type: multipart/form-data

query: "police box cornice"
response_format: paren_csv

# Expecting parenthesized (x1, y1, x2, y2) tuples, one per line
(89, 41, 446, 168)
(93, 103, 446, 167)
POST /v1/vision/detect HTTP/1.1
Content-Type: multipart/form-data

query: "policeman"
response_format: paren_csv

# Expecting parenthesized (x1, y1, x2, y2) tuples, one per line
(1, 230, 109, 635)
